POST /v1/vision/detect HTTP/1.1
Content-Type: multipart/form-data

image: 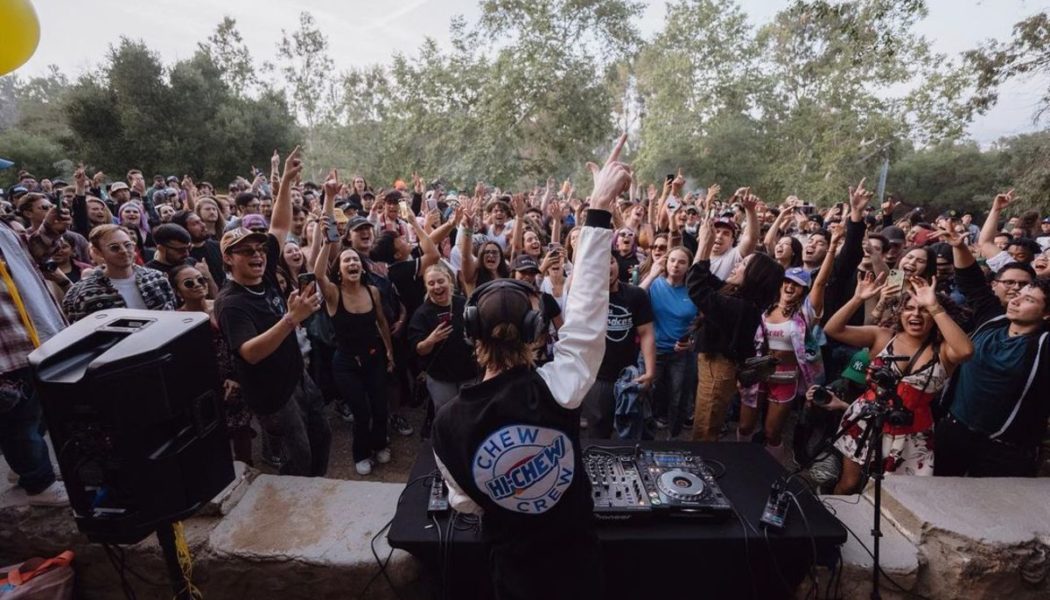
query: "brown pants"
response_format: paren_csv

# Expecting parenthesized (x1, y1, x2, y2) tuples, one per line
(692, 354, 739, 441)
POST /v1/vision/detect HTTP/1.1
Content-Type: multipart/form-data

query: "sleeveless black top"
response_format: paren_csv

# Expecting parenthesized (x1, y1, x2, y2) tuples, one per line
(332, 286, 382, 357)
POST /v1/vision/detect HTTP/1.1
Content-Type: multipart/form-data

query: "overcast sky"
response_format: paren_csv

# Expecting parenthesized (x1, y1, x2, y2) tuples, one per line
(16, 0, 1049, 144)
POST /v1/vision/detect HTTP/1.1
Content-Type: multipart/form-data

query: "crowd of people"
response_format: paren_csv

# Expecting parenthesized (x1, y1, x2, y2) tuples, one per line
(1, 144, 1049, 508)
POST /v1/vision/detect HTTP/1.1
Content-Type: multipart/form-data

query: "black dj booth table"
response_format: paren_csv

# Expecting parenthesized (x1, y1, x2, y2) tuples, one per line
(388, 441, 847, 600)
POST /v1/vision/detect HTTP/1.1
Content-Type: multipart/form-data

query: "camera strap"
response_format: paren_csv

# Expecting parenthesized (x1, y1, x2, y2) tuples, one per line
(897, 337, 938, 392)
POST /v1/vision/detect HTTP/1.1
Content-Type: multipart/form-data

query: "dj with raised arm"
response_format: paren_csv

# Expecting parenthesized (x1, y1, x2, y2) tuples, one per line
(431, 135, 629, 600)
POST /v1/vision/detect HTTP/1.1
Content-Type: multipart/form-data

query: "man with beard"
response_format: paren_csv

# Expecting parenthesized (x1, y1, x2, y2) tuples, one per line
(172, 210, 226, 287)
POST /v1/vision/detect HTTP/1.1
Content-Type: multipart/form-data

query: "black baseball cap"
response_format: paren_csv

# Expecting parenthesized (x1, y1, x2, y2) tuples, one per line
(512, 254, 540, 273)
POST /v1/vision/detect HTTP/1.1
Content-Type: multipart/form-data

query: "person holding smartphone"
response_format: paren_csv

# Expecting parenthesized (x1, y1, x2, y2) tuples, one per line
(408, 264, 479, 413)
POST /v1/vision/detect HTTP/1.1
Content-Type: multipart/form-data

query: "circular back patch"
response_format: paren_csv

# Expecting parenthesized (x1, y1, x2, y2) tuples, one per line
(472, 424, 575, 514)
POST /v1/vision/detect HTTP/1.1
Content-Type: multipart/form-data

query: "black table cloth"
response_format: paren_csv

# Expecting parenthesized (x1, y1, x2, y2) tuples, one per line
(388, 441, 847, 599)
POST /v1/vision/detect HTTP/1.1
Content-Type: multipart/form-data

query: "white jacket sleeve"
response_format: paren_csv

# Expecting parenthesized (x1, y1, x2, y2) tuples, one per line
(434, 452, 484, 515)
(538, 213, 613, 409)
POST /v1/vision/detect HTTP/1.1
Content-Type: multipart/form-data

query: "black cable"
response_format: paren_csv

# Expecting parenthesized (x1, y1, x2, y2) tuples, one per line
(786, 491, 820, 600)
(102, 544, 138, 600)
(731, 506, 760, 600)
(429, 514, 444, 599)
(762, 526, 795, 596)
(357, 473, 431, 599)
(109, 543, 168, 588)
(820, 497, 932, 600)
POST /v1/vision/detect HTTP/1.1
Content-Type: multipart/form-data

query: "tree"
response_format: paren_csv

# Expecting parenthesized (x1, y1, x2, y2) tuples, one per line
(64, 38, 299, 185)
(199, 17, 258, 94)
(276, 12, 339, 129)
(967, 11, 1050, 123)
(632, 0, 757, 183)
(751, 0, 972, 203)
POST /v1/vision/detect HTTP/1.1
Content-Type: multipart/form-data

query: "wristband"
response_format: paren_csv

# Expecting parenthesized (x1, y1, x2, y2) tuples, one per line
(927, 305, 945, 317)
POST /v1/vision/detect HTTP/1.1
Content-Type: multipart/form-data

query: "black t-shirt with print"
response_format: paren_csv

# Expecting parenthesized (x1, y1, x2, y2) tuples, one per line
(215, 234, 303, 415)
(597, 283, 653, 381)
(189, 240, 226, 287)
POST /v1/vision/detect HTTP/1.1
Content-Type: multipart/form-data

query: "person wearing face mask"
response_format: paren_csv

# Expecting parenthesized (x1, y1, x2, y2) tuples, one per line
(62, 224, 176, 322)
(408, 265, 479, 413)
(824, 270, 972, 493)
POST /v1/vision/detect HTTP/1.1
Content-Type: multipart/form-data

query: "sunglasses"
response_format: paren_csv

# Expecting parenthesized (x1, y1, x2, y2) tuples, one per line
(653, 244, 668, 251)
(995, 279, 1029, 288)
(105, 241, 137, 252)
(230, 245, 267, 257)
(181, 276, 207, 289)
(482, 249, 502, 257)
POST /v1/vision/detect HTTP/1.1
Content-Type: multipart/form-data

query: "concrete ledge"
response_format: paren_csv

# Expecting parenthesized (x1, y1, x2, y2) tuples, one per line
(1, 464, 423, 600)
(206, 475, 419, 598)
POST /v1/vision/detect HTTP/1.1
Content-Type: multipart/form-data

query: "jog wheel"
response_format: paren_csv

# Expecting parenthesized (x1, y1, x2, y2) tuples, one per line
(657, 469, 704, 499)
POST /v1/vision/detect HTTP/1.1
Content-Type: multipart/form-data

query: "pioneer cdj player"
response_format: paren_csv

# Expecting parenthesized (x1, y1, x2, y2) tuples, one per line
(584, 447, 731, 522)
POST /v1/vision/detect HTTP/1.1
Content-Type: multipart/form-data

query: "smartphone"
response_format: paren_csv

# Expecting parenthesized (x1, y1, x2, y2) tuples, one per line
(666, 173, 675, 184)
(547, 242, 562, 253)
(801, 204, 815, 215)
(324, 216, 340, 243)
(297, 272, 316, 290)
(437, 312, 452, 327)
(887, 269, 905, 288)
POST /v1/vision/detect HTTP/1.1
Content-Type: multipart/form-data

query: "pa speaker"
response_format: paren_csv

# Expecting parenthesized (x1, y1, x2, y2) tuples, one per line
(29, 309, 234, 544)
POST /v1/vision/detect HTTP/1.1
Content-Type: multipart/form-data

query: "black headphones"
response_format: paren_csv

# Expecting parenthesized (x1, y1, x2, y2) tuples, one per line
(463, 279, 544, 345)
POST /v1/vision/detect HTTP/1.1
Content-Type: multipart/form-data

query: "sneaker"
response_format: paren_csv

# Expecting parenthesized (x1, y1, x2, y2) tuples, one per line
(260, 453, 284, 469)
(355, 459, 373, 476)
(27, 481, 69, 507)
(807, 452, 842, 489)
(390, 414, 414, 437)
(653, 417, 669, 430)
(337, 402, 354, 423)
(375, 448, 391, 464)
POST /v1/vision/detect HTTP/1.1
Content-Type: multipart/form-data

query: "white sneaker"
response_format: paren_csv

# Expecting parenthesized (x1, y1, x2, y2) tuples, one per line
(375, 448, 391, 464)
(27, 481, 69, 507)
(355, 459, 373, 476)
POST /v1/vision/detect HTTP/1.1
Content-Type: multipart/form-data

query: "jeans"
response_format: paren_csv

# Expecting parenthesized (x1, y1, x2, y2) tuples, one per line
(933, 415, 1039, 477)
(654, 351, 697, 438)
(255, 370, 331, 477)
(332, 349, 389, 462)
(693, 354, 738, 442)
(582, 379, 617, 440)
(425, 374, 475, 413)
(0, 370, 56, 494)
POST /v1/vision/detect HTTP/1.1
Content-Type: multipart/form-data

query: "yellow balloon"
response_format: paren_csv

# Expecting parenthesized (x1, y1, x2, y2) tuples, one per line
(0, 0, 40, 76)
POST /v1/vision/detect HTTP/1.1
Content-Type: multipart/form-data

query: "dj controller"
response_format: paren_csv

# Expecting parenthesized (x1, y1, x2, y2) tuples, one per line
(585, 448, 732, 521)
(428, 447, 732, 522)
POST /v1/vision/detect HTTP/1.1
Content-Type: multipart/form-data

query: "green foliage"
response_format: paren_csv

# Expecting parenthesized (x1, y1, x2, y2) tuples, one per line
(62, 38, 299, 185)
(966, 11, 1050, 122)
(1, 1, 1047, 209)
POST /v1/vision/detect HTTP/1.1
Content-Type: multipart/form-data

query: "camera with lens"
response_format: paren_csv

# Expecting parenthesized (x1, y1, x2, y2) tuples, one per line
(41, 259, 59, 273)
(811, 386, 834, 406)
(867, 358, 914, 428)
